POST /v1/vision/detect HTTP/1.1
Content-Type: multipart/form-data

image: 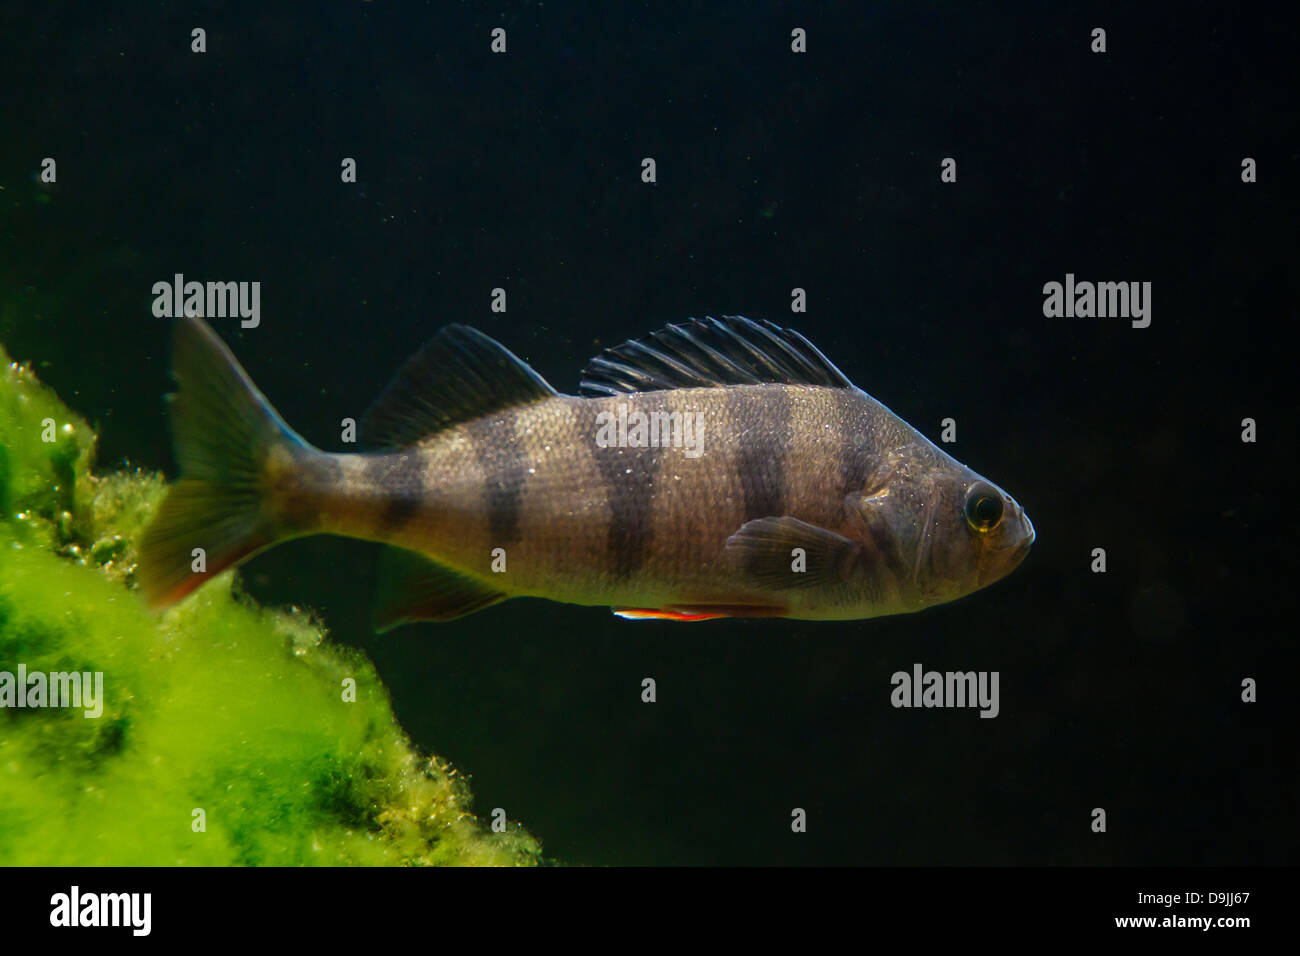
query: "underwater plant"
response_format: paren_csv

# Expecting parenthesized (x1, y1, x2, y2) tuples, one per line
(0, 344, 542, 865)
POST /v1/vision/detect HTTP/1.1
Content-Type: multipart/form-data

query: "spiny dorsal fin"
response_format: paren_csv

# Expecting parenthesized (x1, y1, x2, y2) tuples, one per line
(579, 315, 854, 397)
(360, 325, 558, 449)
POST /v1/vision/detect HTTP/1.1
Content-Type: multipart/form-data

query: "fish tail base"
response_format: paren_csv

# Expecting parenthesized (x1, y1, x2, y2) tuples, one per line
(138, 317, 309, 607)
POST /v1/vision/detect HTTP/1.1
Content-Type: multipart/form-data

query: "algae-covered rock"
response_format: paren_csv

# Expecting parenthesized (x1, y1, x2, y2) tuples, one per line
(0, 346, 542, 865)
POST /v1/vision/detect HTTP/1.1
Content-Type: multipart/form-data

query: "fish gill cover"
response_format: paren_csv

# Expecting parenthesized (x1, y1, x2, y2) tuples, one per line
(0, 344, 542, 866)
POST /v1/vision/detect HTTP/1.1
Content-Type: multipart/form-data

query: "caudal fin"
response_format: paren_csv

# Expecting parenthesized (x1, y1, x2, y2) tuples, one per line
(137, 317, 308, 607)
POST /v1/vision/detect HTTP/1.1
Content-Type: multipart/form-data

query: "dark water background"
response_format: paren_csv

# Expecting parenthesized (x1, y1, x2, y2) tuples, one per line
(2, 1, 1296, 864)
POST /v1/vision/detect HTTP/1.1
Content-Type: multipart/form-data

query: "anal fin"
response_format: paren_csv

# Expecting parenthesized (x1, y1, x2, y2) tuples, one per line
(374, 546, 505, 632)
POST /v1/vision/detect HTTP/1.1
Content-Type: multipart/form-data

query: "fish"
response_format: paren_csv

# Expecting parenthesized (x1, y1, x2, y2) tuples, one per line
(137, 315, 1034, 629)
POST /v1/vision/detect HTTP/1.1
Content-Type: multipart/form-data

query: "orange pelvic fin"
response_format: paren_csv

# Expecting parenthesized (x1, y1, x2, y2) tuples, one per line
(613, 607, 730, 622)
(612, 603, 788, 621)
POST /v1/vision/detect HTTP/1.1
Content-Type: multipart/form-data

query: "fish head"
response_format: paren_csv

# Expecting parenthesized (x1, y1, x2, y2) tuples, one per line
(847, 444, 1035, 612)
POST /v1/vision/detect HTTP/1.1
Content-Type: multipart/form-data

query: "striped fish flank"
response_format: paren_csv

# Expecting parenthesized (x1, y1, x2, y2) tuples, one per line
(138, 316, 1035, 628)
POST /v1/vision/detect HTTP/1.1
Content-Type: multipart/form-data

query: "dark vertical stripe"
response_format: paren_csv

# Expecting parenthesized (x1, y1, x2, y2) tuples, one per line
(583, 399, 659, 579)
(837, 392, 874, 496)
(738, 387, 791, 521)
(834, 391, 911, 589)
(368, 452, 428, 529)
(469, 410, 528, 546)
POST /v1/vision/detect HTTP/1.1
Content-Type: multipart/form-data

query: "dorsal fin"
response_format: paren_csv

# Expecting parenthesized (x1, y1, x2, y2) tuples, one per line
(579, 315, 855, 397)
(360, 325, 558, 449)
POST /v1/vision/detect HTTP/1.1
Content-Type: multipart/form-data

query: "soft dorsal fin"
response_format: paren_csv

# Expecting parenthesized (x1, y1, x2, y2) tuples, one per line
(579, 315, 854, 397)
(360, 325, 558, 449)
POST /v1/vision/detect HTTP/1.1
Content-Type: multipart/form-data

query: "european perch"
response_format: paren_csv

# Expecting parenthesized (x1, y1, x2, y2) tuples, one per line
(138, 316, 1034, 629)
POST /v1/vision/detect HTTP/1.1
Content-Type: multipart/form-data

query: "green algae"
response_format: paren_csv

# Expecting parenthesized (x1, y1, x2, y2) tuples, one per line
(0, 346, 542, 865)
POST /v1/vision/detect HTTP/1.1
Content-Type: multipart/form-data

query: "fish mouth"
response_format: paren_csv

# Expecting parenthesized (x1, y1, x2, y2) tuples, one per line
(992, 513, 1035, 560)
(1010, 517, 1035, 563)
(1018, 513, 1035, 551)
(991, 540, 1032, 566)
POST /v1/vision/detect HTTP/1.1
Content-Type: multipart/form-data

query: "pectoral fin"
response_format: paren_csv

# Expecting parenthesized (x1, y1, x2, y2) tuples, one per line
(725, 516, 861, 590)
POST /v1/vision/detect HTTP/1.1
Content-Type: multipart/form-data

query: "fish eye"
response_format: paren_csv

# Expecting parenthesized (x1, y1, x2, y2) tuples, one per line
(964, 484, 1004, 533)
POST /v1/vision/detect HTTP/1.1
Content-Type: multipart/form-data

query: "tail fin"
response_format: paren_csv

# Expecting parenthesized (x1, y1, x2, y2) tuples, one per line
(137, 317, 308, 608)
